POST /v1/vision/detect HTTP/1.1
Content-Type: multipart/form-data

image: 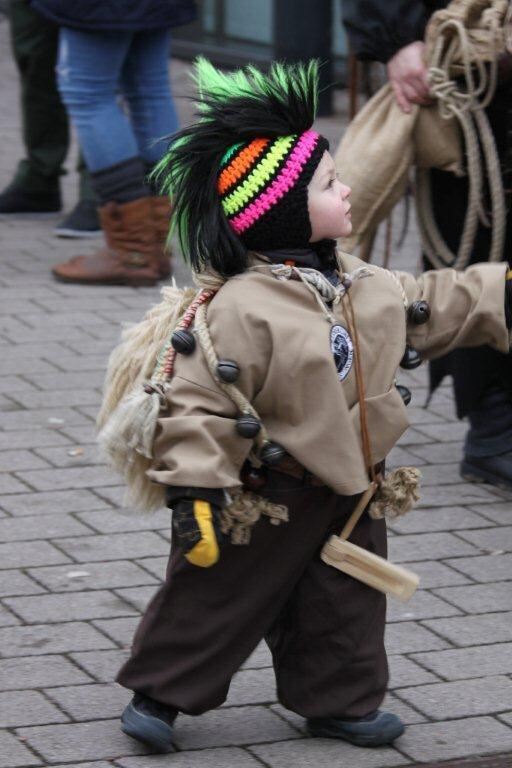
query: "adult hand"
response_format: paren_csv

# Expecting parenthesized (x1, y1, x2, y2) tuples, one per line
(387, 41, 433, 114)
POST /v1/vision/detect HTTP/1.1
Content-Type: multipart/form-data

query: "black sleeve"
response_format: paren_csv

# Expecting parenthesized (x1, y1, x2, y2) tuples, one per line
(166, 486, 226, 509)
(505, 277, 512, 330)
(341, 0, 430, 63)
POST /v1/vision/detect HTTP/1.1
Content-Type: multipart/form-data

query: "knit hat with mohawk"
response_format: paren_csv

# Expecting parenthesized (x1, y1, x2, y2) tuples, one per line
(154, 57, 329, 277)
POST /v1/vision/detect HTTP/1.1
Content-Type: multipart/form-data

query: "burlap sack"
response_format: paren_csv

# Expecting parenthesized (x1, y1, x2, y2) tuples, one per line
(335, 84, 463, 252)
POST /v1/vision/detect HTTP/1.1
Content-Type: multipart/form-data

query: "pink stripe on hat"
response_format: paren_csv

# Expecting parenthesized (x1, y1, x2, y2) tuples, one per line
(229, 130, 320, 235)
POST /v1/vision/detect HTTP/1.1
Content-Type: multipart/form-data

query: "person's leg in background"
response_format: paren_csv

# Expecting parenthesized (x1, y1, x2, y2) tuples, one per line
(52, 27, 173, 285)
(54, 150, 101, 238)
(0, 0, 68, 212)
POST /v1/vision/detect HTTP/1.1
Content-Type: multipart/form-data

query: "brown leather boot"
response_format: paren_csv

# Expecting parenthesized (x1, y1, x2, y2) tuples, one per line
(52, 196, 172, 286)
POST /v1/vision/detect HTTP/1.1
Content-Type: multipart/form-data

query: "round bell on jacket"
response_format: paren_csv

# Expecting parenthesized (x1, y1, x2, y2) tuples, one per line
(236, 414, 261, 439)
(400, 346, 422, 370)
(171, 329, 195, 355)
(217, 359, 240, 383)
(408, 300, 431, 325)
(396, 384, 412, 406)
(260, 441, 286, 465)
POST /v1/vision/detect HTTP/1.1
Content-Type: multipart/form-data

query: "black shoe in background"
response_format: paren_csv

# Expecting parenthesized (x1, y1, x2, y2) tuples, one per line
(54, 199, 101, 238)
(460, 450, 512, 490)
(0, 184, 61, 213)
(121, 692, 177, 753)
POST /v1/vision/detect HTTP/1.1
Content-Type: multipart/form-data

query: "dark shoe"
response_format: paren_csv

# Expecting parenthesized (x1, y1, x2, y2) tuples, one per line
(55, 200, 101, 238)
(461, 451, 512, 490)
(0, 185, 61, 213)
(307, 710, 405, 747)
(121, 693, 176, 753)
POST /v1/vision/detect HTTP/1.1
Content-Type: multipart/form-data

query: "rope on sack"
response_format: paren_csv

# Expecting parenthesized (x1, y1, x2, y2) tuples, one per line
(417, 10, 507, 270)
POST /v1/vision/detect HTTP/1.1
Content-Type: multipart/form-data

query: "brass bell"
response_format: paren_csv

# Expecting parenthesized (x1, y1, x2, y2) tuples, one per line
(236, 414, 261, 439)
(260, 441, 286, 465)
(217, 359, 240, 383)
(408, 300, 431, 325)
(171, 329, 195, 355)
(396, 384, 412, 406)
(400, 345, 422, 370)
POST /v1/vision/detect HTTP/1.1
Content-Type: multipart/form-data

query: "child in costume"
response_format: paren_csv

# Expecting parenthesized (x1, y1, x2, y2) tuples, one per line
(97, 58, 512, 754)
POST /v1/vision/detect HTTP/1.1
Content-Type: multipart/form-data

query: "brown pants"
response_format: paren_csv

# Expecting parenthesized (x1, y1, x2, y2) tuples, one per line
(116, 471, 389, 719)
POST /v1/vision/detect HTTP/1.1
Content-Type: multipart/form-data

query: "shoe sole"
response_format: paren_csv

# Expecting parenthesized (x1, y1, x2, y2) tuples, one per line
(54, 228, 102, 239)
(307, 721, 405, 747)
(460, 461, 512, 491)
(121, 705, 175, 753)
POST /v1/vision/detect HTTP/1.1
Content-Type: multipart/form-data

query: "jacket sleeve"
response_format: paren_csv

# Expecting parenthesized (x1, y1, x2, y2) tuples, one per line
(146, 293, 269, 492)
(394, 262, 511, 360)
(342, 0, 430, 63)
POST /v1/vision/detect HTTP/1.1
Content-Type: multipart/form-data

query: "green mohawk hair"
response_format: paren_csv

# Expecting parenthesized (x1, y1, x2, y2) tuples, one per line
(153, 57, 321, 277)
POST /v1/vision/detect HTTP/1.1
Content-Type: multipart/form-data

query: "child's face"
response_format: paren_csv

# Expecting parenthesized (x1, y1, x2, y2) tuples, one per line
(307, 151, 352, 242)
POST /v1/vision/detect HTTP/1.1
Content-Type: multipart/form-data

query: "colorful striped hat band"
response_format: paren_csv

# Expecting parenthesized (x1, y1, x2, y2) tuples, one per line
(217, 129, 329, 251)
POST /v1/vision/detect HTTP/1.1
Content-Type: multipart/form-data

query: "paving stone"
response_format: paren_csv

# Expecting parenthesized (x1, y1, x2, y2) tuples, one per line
(387, 590, 461, 622)
(0, 428, 71, 451)
(410, 441, 464, 464)
(0, 655, 92, 690)
(397, 716, 512, 763)
(385, 622, 450, 654)
(11, 388, 102, 409)
(57, 531, 169, 562)
(0, 473, 31, 493)
(445, 553, 512, 583)
(416, 422, 469, 442)
(223, 668, 277, 707)
(91, 485, 127, 507)
(404, 561, 471, 589)
(77, 508, 170, 534)
(35, 443, 104, 468)
(0, 730, 40, 767)
(113, 586, 156, 613)
(17, 718, 150, 762)
(15, 465, 117, 491)
(383, 693, 427, 725)
(456, 526, 512, 553)
(0, 569, 45, 597)
(0, 603, 21, 626)
(46, 682, 130, 721)
(0, 488, 110, 516)
(44, 764, 113, 768)
(385, 446, 427, 468)
(0, 511, 93, 542)
(93, 617, 140, 647)
(398, 675, 512, 720)
(424, 612, 512, 647)
(388, 505, 492, 535)
(241, 642, 273, 670)
(71, 649, 130, 683)
(116, 747, 263, 768)
(397, 427, 434, 446)
(134, 556, 167, 580)
(0, 689, 69, 727)
(4, 590, 139, 623)
(414, 463, 469, 486)
(0, 621, 116, 657)
(388, 655, 440, 688)
(269, 703, 307, 734)
(28, 560, 158, 593)
(388, 532, 479, 562)
(174, 706, 301, 749)
(0, 406, 91, 430)
(433, 582, 512, 613)
(249, 738, 408, 767)
(411, 643, 512, 681)
(0, 540, 70, 569)
(0, 449, 51, 472)
(469, 502, 512, 526)
(416, 483, 499, 508)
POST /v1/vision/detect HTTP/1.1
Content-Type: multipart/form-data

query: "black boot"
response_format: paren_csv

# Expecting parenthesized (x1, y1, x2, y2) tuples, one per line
(121, 693, 177, 753)
(54, 199, 101, 238)
(0, 182, 61, 213)
(307, 710, 405, 747)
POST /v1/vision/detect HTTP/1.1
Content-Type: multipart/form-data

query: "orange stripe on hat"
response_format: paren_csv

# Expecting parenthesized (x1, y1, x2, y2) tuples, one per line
(217, 138, 270, 196)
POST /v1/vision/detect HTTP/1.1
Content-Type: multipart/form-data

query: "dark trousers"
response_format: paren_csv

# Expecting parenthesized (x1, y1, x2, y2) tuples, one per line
(117, 471, 388, 719)
(8, 0, 92, 198)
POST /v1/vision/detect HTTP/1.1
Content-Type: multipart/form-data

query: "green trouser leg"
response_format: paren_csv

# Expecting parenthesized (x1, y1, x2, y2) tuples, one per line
(8, 0, 68, 193)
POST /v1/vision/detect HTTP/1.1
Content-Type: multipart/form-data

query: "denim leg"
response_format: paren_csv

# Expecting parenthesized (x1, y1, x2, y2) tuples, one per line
(465, 386, 512, 458)
(56, 29, 140, 172)
(120, 30, 179, 166)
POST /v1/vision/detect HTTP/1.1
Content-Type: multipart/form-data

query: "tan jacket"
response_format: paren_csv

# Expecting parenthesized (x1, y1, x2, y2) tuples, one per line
(147, 252, 510, 496)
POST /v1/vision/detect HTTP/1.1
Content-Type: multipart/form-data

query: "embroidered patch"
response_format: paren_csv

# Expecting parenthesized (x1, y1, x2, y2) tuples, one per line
(330, 325, 353, 381)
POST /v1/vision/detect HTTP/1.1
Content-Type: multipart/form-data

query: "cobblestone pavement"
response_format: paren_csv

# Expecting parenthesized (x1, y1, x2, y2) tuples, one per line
(1, 19, 512, 768)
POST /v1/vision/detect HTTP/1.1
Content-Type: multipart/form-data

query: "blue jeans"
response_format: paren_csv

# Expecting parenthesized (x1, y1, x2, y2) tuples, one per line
(57, 28, 178, 172)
